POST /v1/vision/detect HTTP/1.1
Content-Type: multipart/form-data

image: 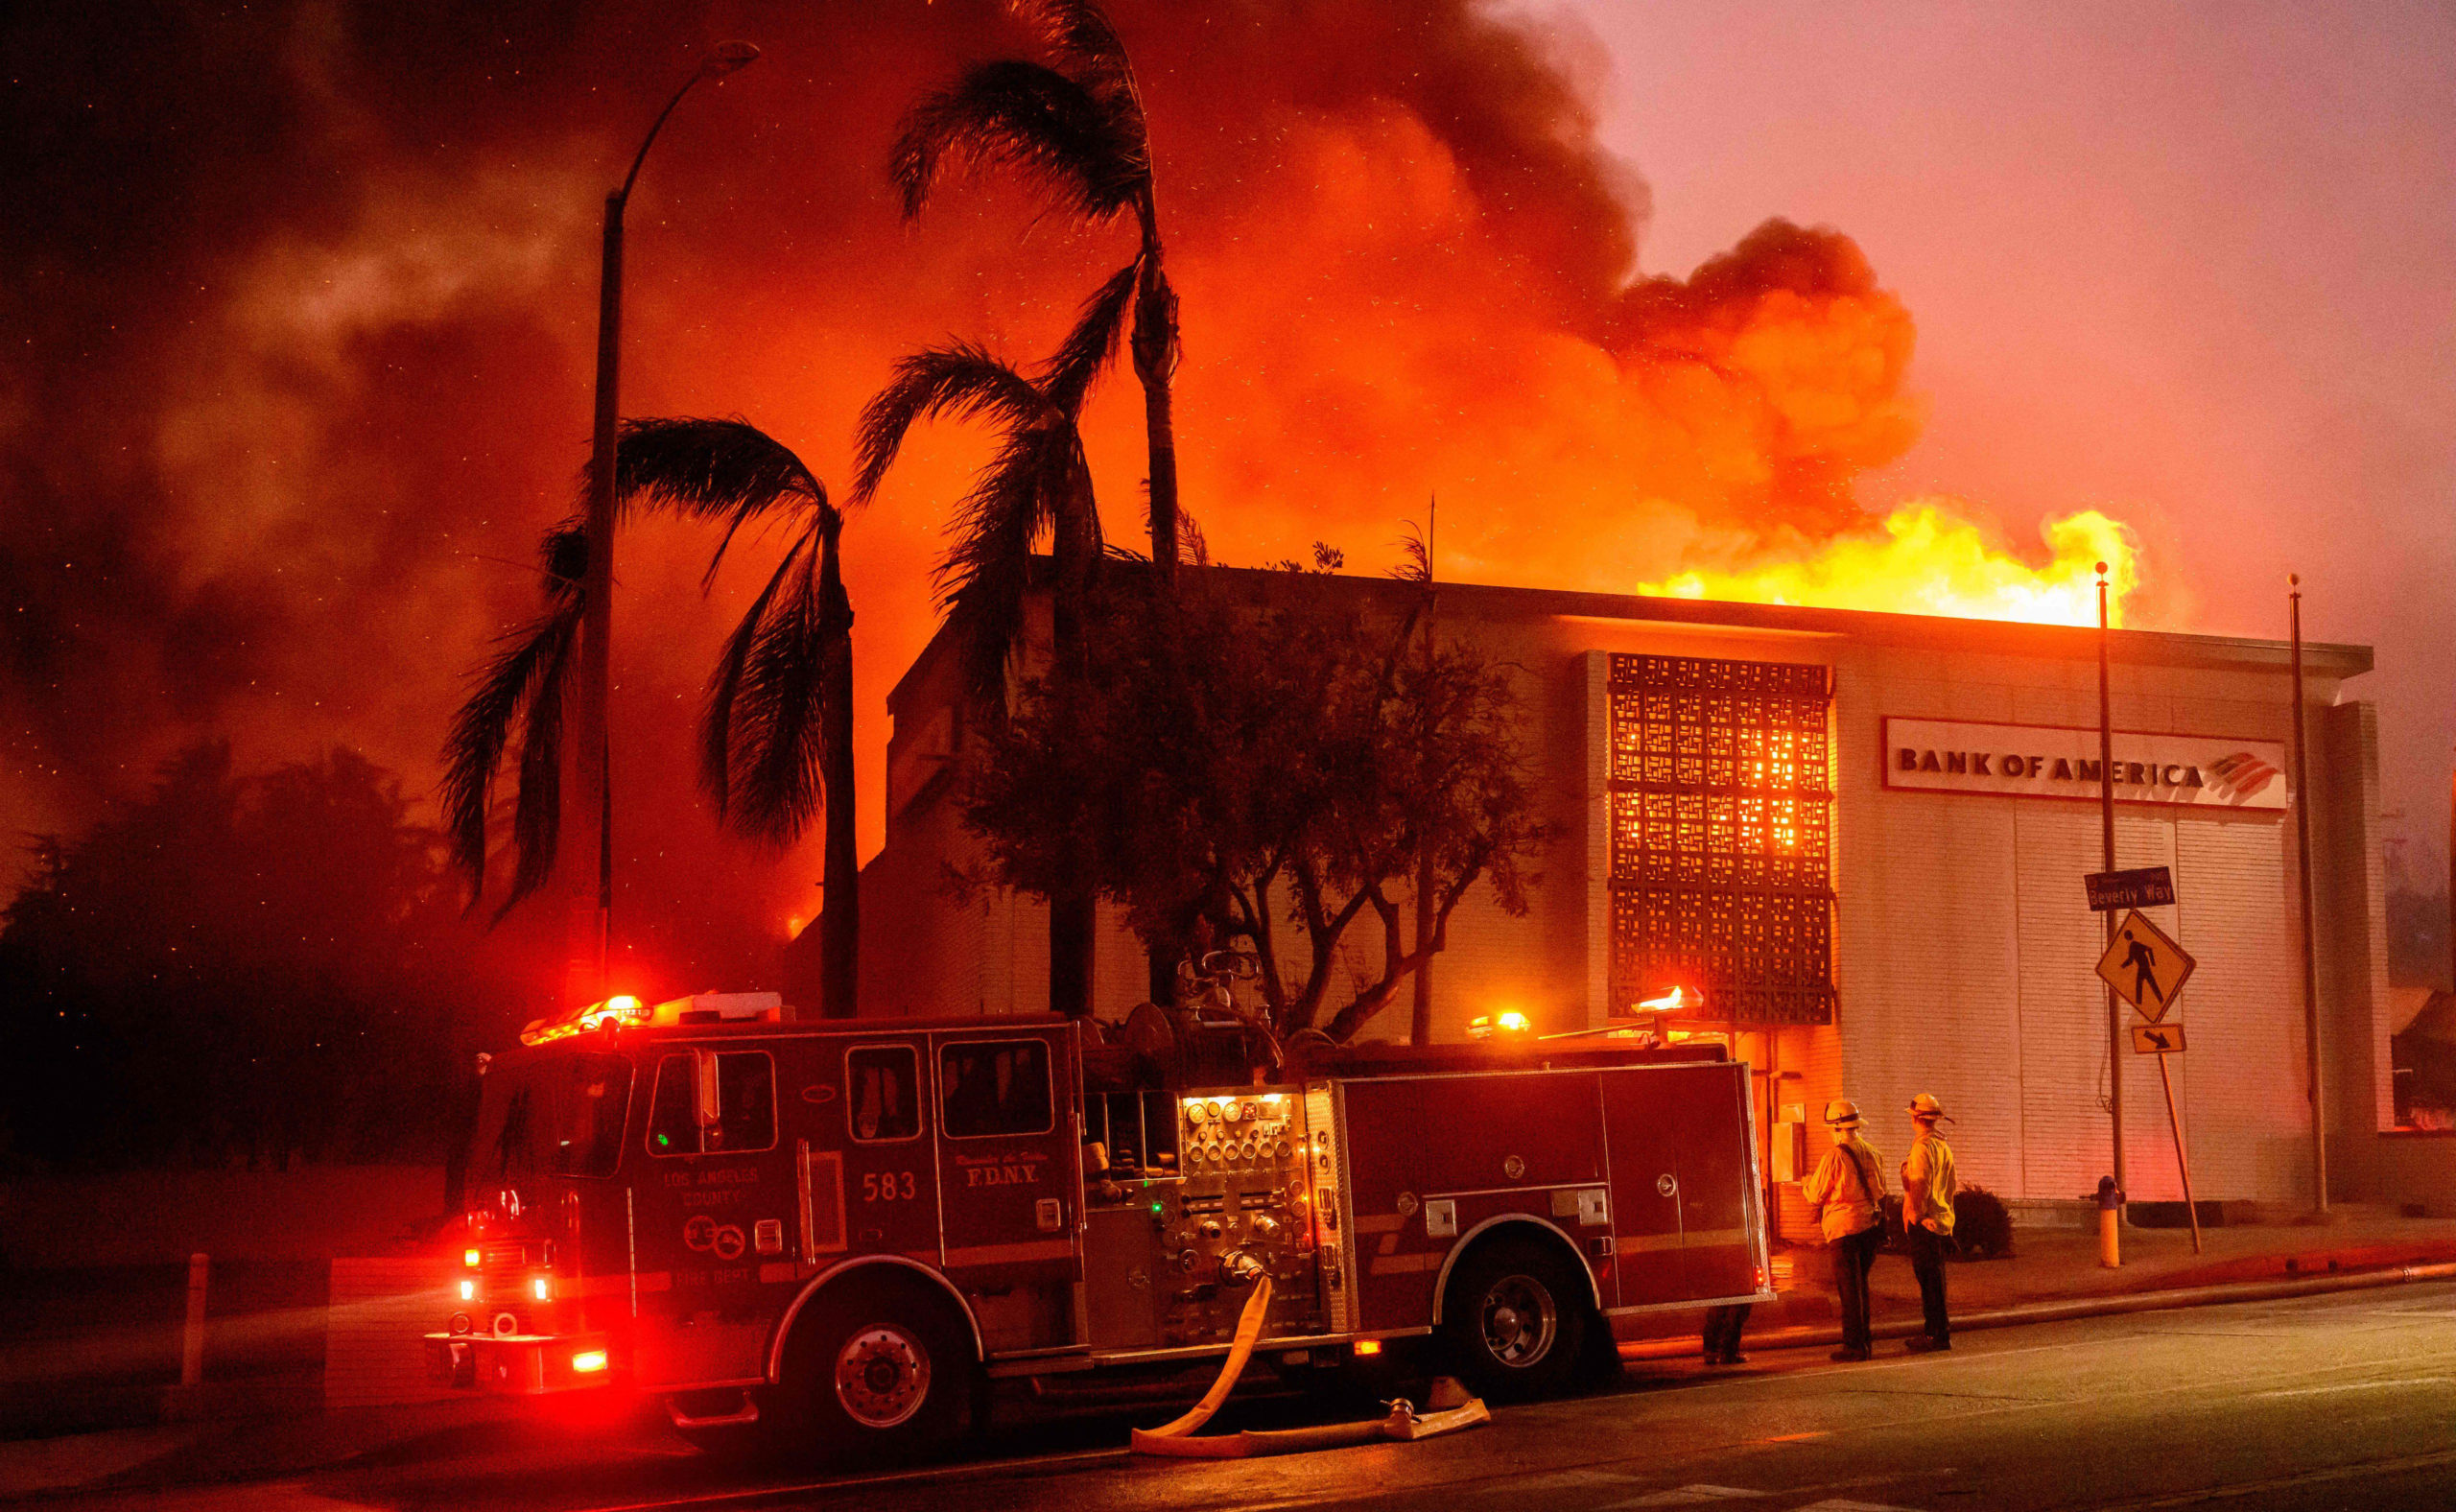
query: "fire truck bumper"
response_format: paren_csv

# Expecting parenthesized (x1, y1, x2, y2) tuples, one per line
(422, 1332, 613, 1394)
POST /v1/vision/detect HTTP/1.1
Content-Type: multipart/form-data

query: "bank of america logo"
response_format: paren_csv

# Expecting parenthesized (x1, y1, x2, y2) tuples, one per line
(2207, 751, 2279, 801)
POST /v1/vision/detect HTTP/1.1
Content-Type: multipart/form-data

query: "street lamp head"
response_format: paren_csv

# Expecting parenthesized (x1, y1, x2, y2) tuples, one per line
(700, 40, 762, 79)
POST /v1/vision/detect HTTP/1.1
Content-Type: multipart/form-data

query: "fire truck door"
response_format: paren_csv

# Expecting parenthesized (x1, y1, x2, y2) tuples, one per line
(838, 1038, 945, 1265)
(1600, 1063, 1758, 1307)
(930, 1030, 1081, 1348)
(628, 1046, 791, 1387)
(1658, 1062, 1756, 1300)
(1598, 1070, 1684, 1308)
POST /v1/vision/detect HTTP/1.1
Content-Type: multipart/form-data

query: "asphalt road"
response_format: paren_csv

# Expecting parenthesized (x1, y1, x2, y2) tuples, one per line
(43, 1282, 2456, 1511)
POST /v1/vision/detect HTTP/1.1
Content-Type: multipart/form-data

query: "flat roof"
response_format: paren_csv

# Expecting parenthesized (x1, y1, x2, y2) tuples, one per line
(889, 561, 2372, 709)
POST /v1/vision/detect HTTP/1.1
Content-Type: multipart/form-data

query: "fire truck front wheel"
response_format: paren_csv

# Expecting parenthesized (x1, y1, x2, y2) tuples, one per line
(1439, 1235, 1591, 1403)
(768, 1278, 975, 1463)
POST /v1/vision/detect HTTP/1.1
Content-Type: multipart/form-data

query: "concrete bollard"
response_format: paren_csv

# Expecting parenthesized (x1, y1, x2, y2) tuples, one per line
(181, 1251, 208, 1387)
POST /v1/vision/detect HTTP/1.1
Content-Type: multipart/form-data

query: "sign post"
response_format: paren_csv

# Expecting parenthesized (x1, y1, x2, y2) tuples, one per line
(2102, 913, 2204, 1256)
(2131, 1023, 2203, 1254)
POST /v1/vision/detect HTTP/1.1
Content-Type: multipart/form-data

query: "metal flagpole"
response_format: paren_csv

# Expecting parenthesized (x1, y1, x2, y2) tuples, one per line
(2098, 562, 2124, 1209)
(2289, 575, 2328, 1214)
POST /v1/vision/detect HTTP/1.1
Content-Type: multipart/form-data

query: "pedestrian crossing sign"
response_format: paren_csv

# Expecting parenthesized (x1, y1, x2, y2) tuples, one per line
(2096, 909, 2195, 1023)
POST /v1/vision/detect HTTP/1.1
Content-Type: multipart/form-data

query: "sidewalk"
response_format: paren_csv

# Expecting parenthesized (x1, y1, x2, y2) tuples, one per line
(1618, 1202, 2456, 1351)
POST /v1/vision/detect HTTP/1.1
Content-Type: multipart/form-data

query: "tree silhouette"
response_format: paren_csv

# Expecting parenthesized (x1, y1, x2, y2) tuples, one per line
(616, 417, 861, 1019)
(852, 336, 1110, 1016)
(439, 420, 867, 1019)
(893, 0, 1183, 580)
(441, 520, 585, 920)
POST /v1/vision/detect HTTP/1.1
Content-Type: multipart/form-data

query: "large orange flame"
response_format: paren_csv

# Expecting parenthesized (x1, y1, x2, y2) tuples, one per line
(1639, 501, 2141, 627)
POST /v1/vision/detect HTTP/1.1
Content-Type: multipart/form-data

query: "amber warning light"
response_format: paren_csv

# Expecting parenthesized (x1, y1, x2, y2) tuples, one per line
(1627, 984, 1701, 1016)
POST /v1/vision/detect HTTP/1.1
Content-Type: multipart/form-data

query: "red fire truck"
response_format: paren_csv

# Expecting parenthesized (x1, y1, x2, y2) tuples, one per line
(427, 970, 1771, 1459)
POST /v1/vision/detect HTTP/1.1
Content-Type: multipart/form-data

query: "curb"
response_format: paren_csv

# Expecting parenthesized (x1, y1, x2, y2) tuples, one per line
(1619, 1259, 2456, 1360)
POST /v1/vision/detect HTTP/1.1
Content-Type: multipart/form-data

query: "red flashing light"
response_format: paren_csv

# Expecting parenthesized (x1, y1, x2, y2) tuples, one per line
(1354, 1339, 1383, 1357)
(571, 1349, 609, 1374)
(463, 1248, 481, 1267)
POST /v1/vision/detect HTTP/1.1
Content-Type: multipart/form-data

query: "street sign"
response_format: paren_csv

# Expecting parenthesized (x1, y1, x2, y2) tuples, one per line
(2131, 1021, 2187, 1054)
(2086, 865, 2176, 911)
(2096, 909, 2196, 1023)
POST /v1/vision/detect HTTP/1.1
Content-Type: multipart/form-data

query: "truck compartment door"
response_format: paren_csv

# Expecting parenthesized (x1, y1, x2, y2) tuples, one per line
(1600, 1062, 1759, 1307)
(1599, 1071, 1684, 1307)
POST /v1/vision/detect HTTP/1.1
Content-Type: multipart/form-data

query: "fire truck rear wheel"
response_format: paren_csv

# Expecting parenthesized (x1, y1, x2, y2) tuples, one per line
(1440, 1235, 1590, 1403)
(768, 1278, 975, 1463)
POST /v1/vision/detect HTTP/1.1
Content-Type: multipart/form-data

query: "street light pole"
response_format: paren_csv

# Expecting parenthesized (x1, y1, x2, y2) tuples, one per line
(567, 41, 761, 1010)
(2289, 575, 2327, 1214)
(2098, 561, 2123, 1205)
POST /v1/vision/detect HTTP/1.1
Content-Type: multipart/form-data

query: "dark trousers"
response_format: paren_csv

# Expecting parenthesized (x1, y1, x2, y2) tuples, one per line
(1831, 1225, 1882, 1355)
(1703, 1304, 1751, 1360)
(1906, 1223, 1951, 1342)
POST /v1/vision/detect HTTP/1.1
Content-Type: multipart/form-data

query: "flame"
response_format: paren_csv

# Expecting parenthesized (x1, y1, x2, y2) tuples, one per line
(1640, 502, 2141, 627)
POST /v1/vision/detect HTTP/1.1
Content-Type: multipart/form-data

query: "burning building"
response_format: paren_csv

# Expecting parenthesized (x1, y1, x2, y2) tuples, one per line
(854, 566, 2397, 1217)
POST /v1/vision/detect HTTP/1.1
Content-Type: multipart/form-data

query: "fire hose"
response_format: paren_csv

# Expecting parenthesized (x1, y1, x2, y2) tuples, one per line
(1130, 1255, 1491, 1458)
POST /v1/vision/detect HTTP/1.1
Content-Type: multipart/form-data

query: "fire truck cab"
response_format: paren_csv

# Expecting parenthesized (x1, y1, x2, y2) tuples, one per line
(429, 987, 1771, 1458)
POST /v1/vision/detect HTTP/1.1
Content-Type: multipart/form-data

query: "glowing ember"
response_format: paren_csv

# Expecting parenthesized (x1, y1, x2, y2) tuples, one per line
(1640, 502, 2141, 627)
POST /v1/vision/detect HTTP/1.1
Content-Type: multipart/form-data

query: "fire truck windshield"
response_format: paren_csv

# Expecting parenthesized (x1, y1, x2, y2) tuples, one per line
(470, 1051, 633, 1187)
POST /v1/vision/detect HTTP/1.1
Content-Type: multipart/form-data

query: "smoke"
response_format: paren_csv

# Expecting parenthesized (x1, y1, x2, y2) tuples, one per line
(1, 1, 1951, 992)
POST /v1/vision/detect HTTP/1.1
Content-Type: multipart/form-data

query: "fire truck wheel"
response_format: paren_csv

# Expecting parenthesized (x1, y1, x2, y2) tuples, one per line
(768, 1278, 975, 1463)
(1439, 1235, 1590, 1403)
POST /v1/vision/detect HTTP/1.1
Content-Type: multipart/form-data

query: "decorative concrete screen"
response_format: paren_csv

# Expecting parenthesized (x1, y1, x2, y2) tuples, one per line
(1608, 653, 1836, 1026)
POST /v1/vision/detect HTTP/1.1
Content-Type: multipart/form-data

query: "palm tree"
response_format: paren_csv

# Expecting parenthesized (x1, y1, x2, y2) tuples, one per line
(892, 0, 1183, 582)
(614, 417, 861, 1020)
(852, 267, 1126, 677)
(440, 419, 865, 1019)
(851, 329, 1112, 1017)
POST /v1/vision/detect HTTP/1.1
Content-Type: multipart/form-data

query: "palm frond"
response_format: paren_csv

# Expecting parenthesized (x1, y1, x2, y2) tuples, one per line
(616, 417, 826, 586)
(1013, 0, 1139, 109)
(1040, 258, 1140, 414)
(933, 425, 1075, 707)
(700, 532, 814, 819)
(890, 59, 1145, 224)
(850, 342, 1051, 505)
(1392, 521, 1431, 584)
(727, 552, 832, 845)
(540, 518, 587, 604)
(499, 610, 579, 921)
(440, 519, 587, 910)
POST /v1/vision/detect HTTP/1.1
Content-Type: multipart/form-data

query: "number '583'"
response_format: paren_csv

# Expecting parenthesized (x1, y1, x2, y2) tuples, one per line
(862, 1170, 918, 1202)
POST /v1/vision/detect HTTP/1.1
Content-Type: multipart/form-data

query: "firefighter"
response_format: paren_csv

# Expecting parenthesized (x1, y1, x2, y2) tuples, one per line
(1900, 1092, 1959, 1354)
(1802, 1099, 1886, 1362)
(1701, 1302, 1750, 1367)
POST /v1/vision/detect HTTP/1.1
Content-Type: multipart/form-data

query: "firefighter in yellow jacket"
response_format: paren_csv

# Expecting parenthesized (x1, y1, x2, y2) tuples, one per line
(1802, 1099, 1886, 1362)
(1901, 1093, 1959, 1354)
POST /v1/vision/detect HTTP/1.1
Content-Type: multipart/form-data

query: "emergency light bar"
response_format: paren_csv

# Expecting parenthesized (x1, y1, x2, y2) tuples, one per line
(518, 991, 783, 1046)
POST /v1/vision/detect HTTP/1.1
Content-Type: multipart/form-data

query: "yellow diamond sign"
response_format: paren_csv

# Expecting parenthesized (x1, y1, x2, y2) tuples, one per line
(2096, 909, 2195, 1023)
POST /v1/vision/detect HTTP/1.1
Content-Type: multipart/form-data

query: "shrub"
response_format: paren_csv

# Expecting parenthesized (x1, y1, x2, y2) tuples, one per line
(1956, 1184, 2014, 1260)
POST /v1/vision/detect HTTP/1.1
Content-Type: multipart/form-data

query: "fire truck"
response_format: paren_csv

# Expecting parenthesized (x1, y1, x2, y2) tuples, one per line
(427, 961, 1771, 1459)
